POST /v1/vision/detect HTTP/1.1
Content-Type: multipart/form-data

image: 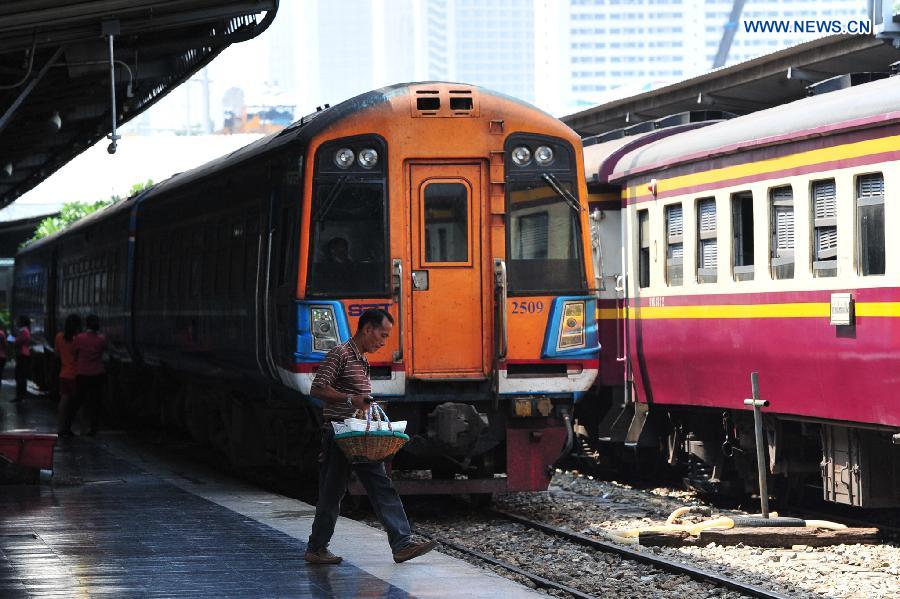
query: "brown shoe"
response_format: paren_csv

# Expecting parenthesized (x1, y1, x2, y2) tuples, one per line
(304, 548, 343, 564)
(392, 539, 437, 563)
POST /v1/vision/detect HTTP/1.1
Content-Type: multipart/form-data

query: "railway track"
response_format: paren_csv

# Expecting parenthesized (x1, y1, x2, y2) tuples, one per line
(413, 503, 789, 599)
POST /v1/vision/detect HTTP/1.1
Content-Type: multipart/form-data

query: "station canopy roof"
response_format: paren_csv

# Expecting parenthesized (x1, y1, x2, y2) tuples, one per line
(0, 0, 278, 208)
(563, 34, 900, 137)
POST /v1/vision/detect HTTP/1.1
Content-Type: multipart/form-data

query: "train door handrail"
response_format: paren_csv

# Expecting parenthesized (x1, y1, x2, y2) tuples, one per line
(263, 226, 279, 379)
(494, 259, 508, 360)
(615, 274, 627, 363)
(392, 258, 403, 363)
(253, 232, 265, 377)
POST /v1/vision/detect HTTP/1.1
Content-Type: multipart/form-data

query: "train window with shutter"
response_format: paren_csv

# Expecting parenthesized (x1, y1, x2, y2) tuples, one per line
(665, 203, 683, 286)
(731, 192, 754, 281)
(216, 221, 229, 294)
(638, 209, 650, 288)
(811, 179, 837, 277)
(180, 234, 191, 299)
(856, 173, 884, 276)
(769, 186, 794, 280)
(202, 224, 215, 296)
(231, 218, 245, 297)
(244, 211, 259, 294)
(697, 198, 717, 283)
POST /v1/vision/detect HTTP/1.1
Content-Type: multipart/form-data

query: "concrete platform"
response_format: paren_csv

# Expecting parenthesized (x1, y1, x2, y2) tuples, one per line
(0, 382, 540, 598)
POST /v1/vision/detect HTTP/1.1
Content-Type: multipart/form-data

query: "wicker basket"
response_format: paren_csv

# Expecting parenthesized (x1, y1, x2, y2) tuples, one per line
(334, 404, 409, 464)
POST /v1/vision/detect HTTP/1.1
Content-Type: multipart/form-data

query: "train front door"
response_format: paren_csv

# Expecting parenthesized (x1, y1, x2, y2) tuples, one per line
(408, 164, 486, 378)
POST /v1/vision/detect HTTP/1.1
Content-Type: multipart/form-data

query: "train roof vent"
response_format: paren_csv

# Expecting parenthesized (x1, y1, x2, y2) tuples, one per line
(412, 87, 478, 118)
(806, 72, 889, 96)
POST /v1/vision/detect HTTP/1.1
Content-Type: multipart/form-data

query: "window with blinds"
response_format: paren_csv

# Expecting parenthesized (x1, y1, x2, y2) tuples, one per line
(857, 173, 884, 276)
(769, 186, 794, 280)
(731, 192, 754, 281)
(697, 198, 717, 283)
(638, 209, 650, 288)
(812, 179, 837, 277)
(665, 204, 683, 286)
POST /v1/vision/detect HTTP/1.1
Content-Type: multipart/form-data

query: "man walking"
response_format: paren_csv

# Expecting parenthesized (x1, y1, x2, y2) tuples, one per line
(305, 308, 436, 565)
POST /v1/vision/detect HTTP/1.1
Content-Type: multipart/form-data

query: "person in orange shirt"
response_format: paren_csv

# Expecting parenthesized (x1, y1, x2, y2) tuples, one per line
(56, 314, 82, 437)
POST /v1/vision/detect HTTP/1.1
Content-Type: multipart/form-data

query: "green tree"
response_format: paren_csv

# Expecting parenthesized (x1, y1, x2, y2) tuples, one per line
(23, 179, 153, 246)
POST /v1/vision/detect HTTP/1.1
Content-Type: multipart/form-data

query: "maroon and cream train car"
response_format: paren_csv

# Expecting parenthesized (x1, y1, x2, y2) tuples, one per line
(585, 76, 900, 508)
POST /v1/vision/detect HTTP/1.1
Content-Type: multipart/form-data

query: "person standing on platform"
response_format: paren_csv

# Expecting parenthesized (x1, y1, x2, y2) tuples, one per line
(56, 314, 82, 437)
(0, 319, 8, 381)
(72, 314, 107, 436)
(305, 308, 436, 565)
(12, 316, 31, 402)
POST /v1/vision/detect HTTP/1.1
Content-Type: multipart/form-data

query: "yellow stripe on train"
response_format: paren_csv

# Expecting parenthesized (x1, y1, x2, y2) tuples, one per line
(597, 302, 900, 320)
(625, 134, 900, 200)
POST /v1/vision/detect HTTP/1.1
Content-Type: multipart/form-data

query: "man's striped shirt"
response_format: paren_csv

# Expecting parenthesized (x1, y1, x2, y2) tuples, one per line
(313, 339, 371, 422)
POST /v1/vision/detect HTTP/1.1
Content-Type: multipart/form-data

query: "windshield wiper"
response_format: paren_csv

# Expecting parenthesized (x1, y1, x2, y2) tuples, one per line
(312, 175, 348, 222)
(542, 173, 582, 214)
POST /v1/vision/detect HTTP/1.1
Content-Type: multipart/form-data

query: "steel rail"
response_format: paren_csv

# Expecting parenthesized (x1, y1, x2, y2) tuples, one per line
(489, 508, 790, 599)
(413, 528, 598, 599)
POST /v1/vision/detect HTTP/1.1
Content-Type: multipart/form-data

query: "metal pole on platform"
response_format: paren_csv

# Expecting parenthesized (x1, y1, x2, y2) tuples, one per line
(743, 371, 769, 518)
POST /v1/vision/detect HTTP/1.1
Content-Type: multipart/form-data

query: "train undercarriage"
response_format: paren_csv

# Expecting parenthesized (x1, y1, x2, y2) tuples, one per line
(578, 389, 900, 509)
(25, 353, 571, 497)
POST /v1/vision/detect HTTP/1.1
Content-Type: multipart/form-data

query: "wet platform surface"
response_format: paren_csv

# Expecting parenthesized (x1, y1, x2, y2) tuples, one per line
(0, 379, 539, 598)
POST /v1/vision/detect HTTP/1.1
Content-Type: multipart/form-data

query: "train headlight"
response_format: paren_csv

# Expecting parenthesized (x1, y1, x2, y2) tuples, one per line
(534, 145, 554, 166)
(358, 148, 379, 169)
(311, 306, 339, 351)
(557, 301, 586, 350)
(511, 146, 532, 167)
(334, 148, 355, 169)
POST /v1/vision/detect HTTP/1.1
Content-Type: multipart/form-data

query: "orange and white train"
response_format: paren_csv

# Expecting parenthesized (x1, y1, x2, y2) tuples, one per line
(14, 83, 599, 495)
(584, 75, 900, 507)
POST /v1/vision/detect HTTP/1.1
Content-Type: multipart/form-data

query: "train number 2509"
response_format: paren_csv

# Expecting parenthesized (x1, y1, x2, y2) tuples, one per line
(511, 301, 544, 315)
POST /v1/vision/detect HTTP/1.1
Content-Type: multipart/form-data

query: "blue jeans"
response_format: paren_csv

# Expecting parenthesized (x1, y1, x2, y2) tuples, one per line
(307, 429, 411, 553)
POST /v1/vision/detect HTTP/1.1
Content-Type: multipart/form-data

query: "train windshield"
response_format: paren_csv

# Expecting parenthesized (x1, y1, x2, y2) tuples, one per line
(307, 180, 389, 297)
(507, 179, 585, 295)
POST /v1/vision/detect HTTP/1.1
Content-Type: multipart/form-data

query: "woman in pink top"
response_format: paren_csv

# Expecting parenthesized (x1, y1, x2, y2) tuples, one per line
(12, 316, 31, 403)
(72, 314, 107, 436)
(56, 314, 82, 436)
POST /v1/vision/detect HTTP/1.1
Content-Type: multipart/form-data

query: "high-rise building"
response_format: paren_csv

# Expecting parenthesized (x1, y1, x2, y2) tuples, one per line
(541, 0, 870, 115)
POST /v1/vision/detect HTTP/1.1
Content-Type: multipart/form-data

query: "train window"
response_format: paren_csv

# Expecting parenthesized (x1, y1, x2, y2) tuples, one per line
(216, 223, 230, 294)
(638, 210, 650, 288)
(665, 203, 683, 286)
(857, 173, 884, 276)
(731, 192, 754, 282)
(507, 179, 585, 295)
(307, 181, 389, 297)
(811, 179, 837, 277)
(769, 186, 794, 280)
(697, 198, 717, 284)
(276, 207, 290, 286)
(424, 183, 469, 263)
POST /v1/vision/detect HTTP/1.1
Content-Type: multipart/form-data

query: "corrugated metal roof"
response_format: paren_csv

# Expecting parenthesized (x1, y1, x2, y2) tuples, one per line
(0, 0, 278, 207)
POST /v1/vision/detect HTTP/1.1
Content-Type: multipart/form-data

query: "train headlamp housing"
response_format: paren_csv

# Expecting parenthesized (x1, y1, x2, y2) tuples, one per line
(311, 306, 339, 352)
(316, 136, 387, 175)
(511, 146, 532, 167)
(334, 148, 355, 169)
(534, 145, 554, 166)
(358, 148, 378, 169)
(557, 301, 586, 350)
